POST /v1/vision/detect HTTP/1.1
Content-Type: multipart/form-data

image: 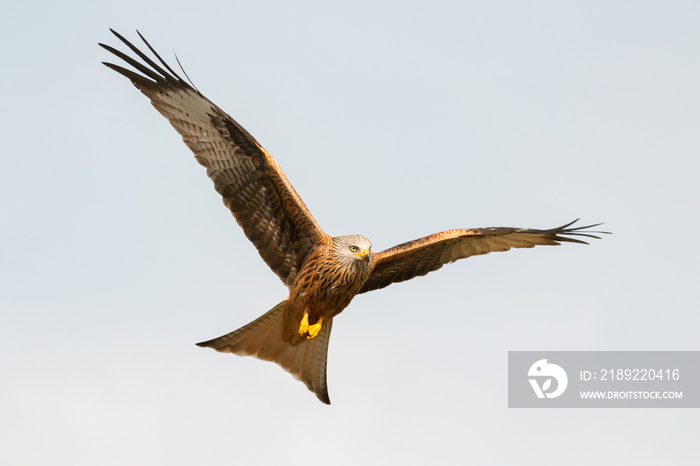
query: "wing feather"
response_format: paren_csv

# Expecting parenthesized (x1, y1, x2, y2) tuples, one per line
(100, 30, 328, 287)
(360, 220, 607, 293)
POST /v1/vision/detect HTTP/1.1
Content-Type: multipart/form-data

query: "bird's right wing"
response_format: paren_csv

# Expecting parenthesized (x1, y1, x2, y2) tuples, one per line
(100, 30, 328, 287)
(360, 220, 606, 293)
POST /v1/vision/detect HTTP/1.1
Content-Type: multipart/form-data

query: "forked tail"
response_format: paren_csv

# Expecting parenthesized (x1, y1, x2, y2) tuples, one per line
(196, 300, 334, 404)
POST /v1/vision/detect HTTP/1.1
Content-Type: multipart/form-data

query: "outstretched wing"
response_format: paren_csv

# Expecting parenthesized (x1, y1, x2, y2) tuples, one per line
(100, 30, 327, 287)
(360, 220, 606, 293)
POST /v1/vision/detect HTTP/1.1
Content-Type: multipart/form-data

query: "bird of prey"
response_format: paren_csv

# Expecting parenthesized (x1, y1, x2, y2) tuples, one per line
(100, 30, 605, 404)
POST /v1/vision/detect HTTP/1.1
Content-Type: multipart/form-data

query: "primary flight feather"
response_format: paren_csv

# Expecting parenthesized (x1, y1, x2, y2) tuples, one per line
(100, 30, 606, 404)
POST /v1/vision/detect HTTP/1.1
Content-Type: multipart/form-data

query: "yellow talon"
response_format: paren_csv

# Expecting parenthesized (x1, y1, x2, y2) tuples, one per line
(298, 312, 323, 339)
(307, 317, 323, 339)
(298, 312, 310, 335)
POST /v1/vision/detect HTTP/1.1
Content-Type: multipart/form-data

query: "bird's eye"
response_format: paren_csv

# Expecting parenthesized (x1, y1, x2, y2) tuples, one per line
(349, 245, 359, 252)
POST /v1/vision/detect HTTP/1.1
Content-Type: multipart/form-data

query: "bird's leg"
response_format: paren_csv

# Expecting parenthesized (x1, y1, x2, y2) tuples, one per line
(298, 311, 323, 339)
(306, 317, 323, 339)
(298, 312, 310, 335)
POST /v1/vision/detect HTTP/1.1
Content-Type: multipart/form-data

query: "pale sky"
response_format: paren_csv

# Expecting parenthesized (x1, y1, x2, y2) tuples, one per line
(2, 1, 699, 465)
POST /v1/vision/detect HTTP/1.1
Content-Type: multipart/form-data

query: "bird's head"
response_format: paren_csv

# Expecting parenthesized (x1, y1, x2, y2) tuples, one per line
(333, 235, 373, 270)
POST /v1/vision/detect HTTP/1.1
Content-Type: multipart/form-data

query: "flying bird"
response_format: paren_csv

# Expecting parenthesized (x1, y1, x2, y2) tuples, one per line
(100, 30, 606, 404)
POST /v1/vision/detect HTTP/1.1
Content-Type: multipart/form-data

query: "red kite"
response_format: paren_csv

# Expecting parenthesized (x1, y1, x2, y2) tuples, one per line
(101, 30, 605, 404)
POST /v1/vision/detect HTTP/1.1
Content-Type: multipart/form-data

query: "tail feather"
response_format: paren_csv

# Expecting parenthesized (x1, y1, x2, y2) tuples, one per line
(196, 300, 334, 404)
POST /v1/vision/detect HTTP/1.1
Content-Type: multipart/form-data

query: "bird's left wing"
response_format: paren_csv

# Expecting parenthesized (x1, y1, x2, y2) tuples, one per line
(359, 220, 606, 293)
(100, 30, 328, 287)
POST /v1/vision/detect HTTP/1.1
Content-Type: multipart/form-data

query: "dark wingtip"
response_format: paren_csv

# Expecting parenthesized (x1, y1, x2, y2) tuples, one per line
(528, 218, 610, 246)
(557, 219, 611, 241)
(101, 28, 189, 89)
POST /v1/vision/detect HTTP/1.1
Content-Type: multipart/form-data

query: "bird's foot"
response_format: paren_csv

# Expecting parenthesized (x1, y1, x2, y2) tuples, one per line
(298, 312, 323, 339)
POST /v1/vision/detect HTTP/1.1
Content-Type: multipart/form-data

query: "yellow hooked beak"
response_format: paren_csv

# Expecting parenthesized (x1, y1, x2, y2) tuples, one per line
(354, 249, 370, 259)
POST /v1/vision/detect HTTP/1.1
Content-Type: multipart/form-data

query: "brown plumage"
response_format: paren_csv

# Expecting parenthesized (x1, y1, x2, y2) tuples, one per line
(100, 30, 607, 404)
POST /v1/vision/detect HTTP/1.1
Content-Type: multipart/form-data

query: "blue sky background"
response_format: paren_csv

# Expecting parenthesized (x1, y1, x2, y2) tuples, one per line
(2, 1, 699, 465)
